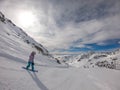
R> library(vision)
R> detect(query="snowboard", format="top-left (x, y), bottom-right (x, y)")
top-left (22, 67), bottom-right (38, 72)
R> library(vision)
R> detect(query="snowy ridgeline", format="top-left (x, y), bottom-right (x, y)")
top-left (54, 49), bottom-right (120, 69)
top-left (0, 11), bottom-right (49, 55)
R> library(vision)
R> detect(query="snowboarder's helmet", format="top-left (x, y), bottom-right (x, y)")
top-left (32, 51), bottom-right (36, 55)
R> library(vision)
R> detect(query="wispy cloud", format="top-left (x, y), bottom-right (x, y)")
top-left (0, 0), bottom-right (120, 53)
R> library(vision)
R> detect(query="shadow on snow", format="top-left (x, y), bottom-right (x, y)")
top-left (35, 64), bottom-right (69, 68)
top-left (27, 71), bottom-right (49, 90)
top-left (0, 52), bottom-right (27, 64)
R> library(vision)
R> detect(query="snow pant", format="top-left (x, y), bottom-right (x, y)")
top-left (26, 62), bottom-right (34, 71)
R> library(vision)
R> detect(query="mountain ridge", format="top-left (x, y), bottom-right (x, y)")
top-left (0, 11), bottom-right (49, 55)
top-left (54, 49), bottom-right (120, 69)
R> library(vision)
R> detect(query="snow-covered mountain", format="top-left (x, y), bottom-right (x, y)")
top-left (55, 49), bottom-right (120, 69)
top-left (0, 11), bottom-right (49, 55)
top-left (1, 11), bottom-right (120, 90)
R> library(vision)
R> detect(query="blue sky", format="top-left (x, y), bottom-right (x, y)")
top-left (0, 0), bottom-right (120, 53)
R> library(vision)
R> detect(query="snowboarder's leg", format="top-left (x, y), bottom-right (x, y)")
top-left (26, 62), bottom-right (30, 69)
top-left (31, 63), bottom-right (34, 71)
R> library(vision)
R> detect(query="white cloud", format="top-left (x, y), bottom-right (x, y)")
top-left (97, 42), bottom-right (108, 46)
top-left (0, 0), bottom-right (120, 53)
top-left (81, 14), bottom-right (120, 44)
top-left (118, 41), bottom-right (120, 44)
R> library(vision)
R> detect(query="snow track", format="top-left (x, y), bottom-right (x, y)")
top-left (0, 50), bottom-right (120, 90)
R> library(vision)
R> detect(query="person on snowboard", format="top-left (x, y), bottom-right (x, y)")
top-left (26, 51), bottom-right (36, 71)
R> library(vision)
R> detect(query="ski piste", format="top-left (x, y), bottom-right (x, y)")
top-left (22, 67), bottom-right (38, 72)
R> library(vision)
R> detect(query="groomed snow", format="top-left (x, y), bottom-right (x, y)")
top-left (1, 54), bottom-right (120, 90)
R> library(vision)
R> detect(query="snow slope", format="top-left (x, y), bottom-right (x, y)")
top-left (0, 11), bottom-right (49, 55)
top-left (0, 11), bottom-right (120, 90)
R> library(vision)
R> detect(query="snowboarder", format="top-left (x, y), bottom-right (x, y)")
top-left (26, 51), bottom-right (36, 71)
